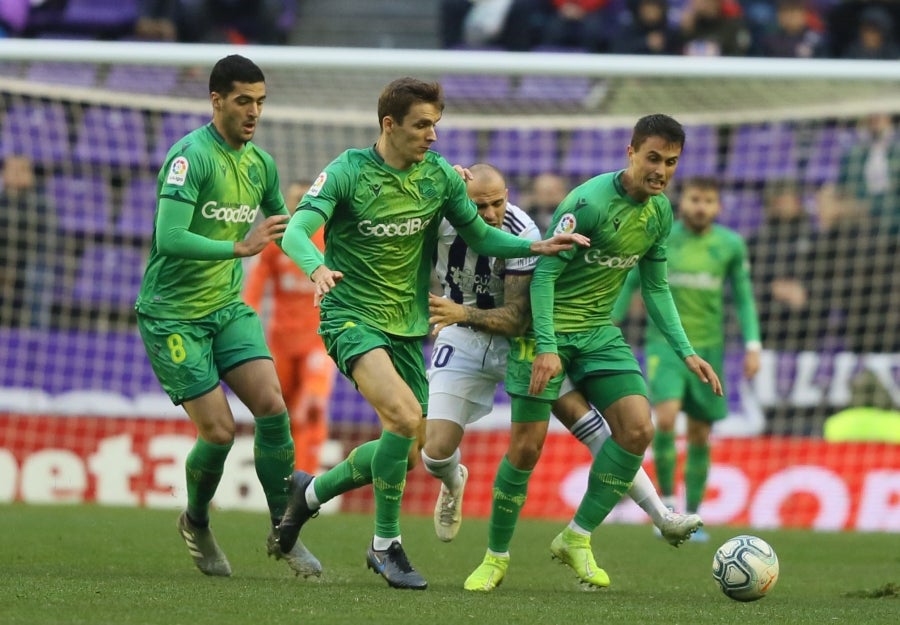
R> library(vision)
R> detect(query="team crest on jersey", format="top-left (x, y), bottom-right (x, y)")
top-left (554, 212), bottom-right (577, 235)
top-left (418, 180), bottom-right (437, 198)
top-left (167, 156), bottom-right (189, 186)
top-left (308, 172), bottom-right (327, 197)
top-left (248, 164), bottom-right (260, 185)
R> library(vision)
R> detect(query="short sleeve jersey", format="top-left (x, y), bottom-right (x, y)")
top-left (545, 170), bottom-right (673, 333)
top-left (646, 221), bottom-right (754, 349)
top-left (136, 124), bottom-right (287, 319)
top-left (434, 203), bottom-right (540, 308)
top-left (301, 147), bottom-right (478, 337)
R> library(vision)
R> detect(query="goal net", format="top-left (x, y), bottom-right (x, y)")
top-left (1, 40), bottom-right (897, 531)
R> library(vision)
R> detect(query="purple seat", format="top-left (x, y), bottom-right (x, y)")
top-left (104, 64), bottom-right (180, 96)
top-left (486, 129), bottom-right (558, 177)
top-left (441, 74), bottom-right (512, 101)
top-left (513, 75), bottom-right (591, 103)
top-left (802, 125), bottom-right (856, 185)
top-left (1, 102), bottom-right (71, 164)
top-left (678, 125), bottom-right (719, 178)
top-left (152, 112), bottom-right (208, 168)
top-left (60, 0), bottom-right (139, 30)
top-left (432, 128), bottom-right (479, 168)
top-left (115, 176), bottom-right (158, 238)
top-left (69, 244), bottom-right (146, 309)
top-left (25, 61), bottom-right (97, 87)
top-left (47, 174), bottom-right (113, 236)
top-left (73, 106), bottom-right (148, 168)
top-left (560, 127), bottom-right (631, 178)
top-left (724, 123), bottom-right (799, 182)
top-left (0, 327), bottom-right (157, 396)
top-left (718, 188), bottom-right (764, 235)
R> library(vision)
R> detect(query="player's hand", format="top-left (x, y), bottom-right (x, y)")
top-left (452, 164), bottom-right (474, 182)
top-left (429, 293), bottom-right (466, 336)
top-left (684, 354), bottom-right (723, 396)
top-left (743, 350), bottom-right (761, 380)
top-left (530, 233), bottom-right (590, 256)
top-left (235, 214), bottom-right (289, 257)
top-left (529, 352), bottom-right (562, 395)
top-left (310, 264), bottom-right (344, 307)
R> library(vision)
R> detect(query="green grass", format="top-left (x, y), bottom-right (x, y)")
top-left (1, 504), bottom-right (897, 625)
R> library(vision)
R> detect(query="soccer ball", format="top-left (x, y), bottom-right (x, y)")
top-left (711, 535), bottom-right (779, 602)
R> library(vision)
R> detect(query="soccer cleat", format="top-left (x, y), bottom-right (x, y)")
top-left (463, 552), bottom-right (509, 592)
top-left (550, 528), bottom-right (610, 590)
top-left (689, 526), bottom-right (711, 543)
top-left (277, 470), bottom-right (319, 553)
top-left (658, 510), bottom-right (704, 547)
top-left (434, 464), bottom-right (469, 542)
top-left (366, 541), bottom-right (428, 590)
top-left (266, 529), bottom-right (322, 578)
top-left (176, 511), bottom-right (232, 577)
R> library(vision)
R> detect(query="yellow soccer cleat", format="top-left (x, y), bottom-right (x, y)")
top-left (550, 528), bottom-right (610, 590)
top-left (463, 552), bottom-right (509, 592)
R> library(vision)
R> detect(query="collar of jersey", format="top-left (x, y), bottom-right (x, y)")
top-left (206, 122), bottom-right (246, 155)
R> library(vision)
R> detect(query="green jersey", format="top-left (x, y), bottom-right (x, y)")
top-left (531, 171), bottom-right (693, 358)
top-left (136, 124), bottom-right (287, 320)
top-left (615, 221), bottom-right (761, 349)
top-left (300, 147), bottom-right (479, 337)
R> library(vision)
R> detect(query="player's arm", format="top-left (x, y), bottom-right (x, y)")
top-left (259, 152), bottom-right (291, 251)
top-left (528, 255), bottom-right (568, 394)
top-left (729, 238), bottom-right (762, 378)
top-left (457, 217), bottom-right (588, 258)
top-left (429, 272), bottom-right (532, 337)
top-left (610, 266), bottom-right (641, 324)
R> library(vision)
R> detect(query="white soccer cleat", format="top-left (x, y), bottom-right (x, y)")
top-left (434, 464), bottom-right (468, 542)
top-left (658, 510), bottom-right (704, 547)
top-left (176, 511), bottom-right (232, 577)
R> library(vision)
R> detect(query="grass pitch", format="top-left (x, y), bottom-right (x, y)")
top-left (1, 504), bottom-right (896, 625)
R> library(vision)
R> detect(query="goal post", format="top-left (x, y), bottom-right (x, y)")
top-left (1, 39), bottom-right (897, 530)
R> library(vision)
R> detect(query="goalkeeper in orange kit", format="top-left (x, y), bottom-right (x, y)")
top-left (245, 181), bottom-right (336, 473)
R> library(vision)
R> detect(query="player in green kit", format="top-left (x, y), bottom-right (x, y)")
top-left (613, 177), bottom-right (761, 542)
top-left (275, 78), bottom-right (588, 590)
top-left (465, 114), bottom-right (723, 591)
top-left (135, 55), bottom-right (321, 579)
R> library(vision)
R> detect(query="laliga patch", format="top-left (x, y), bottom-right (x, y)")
top-left (554, 212), bottom-right (577, 235)
top-left (308, 171), bottom-right (327, 197)
top-left (167, 156), bottom-right (189, 186)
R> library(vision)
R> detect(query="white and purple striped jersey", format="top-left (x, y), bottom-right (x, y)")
top-left (433, 203), bottom-right (541, 309)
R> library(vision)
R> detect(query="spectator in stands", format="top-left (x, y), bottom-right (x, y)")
top-left (523, 171), bottom-right (569, 233)
top-left (821, 0), bottom-right (900, 58)
top-left (840, 4), bottom-right (900, 59)
top-left (757, 0), bottom-right (824, 57)
top-left (0, 155), bottom-right (57, 328)
top-left (135, 0), bottom-right (295, 45)
top-left (611, 0), bottom-right (683, 54)
top-left (679, 0), bottom-right (753, 55)
top-left (746, 180), bottom-right (817, 351)
top-left (823, 370), bottom-right (900, 443)
top-left (539, 0), bottom-right (618, 52)
top-left (244, 180), bottom-right (337, 474)
top-left (439, 0), bottom-right (549, 51)
top-left (833, 112), bottom-right (900, 234)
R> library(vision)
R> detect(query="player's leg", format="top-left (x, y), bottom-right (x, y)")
top-left (552, 389), bottom-right (701, 546)
top-left (137, 311), bottom-right (236, 577)
top-left (645, 347), bottom-right (688, 510)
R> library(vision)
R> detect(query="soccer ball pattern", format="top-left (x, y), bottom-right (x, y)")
top-left (711, 535), bottom-right (779, 602)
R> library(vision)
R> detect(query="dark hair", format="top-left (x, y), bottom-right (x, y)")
top-left (209, 55), bottom-right (265, 96)
top-left (631, 114), bottom-right (685, 151)
top-left (681, 176), bottom-right (719, 192)
top-left (377, 77), bottom-right (444, 129)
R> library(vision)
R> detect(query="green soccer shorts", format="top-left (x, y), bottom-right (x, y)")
top-left (645, 343), bottom-right (727, 422)
top-left (318, 314), bottom-right (428, 415)
top-left (137, 301), bottom-right (271, 405)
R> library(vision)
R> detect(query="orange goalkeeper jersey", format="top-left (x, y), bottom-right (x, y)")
top-left (244, 228), bottom-right (325, 339)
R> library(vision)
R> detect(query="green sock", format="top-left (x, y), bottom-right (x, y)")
top-left (185, 437), bottom-right (232, 525)
top-left (254, 412), bottom-right (294, 520)
top-left (685, 443), bottom-right (711, 514)
top-left (313, 440), bottom-right (378, 503)
top-left (371, 430), bottom-right (414, 539)
top-left (653, 430), bottom-right (677, 499)
top-left (574, 438), bottom-right (643, 531)
top-left (487, 456), bottom-right (532, 553)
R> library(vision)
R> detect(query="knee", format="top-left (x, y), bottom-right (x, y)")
top-left (202, 422), bottom-right (236, 446)
top-left (507, 438), bottom-right (544, 470)
top-left (619, 420), bottom-right (654, 454)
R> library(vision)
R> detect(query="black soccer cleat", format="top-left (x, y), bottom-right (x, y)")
top-left (276, 470), bottom-right (319, 553)
top-left (366, 541), bottom-right (428, 590)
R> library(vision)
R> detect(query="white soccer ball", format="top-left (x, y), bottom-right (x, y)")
top-left (711, 535), bottom-right (779, 602)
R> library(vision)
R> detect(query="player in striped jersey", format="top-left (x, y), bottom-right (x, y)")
top-left (424, 164), bottom-right (702, 556)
